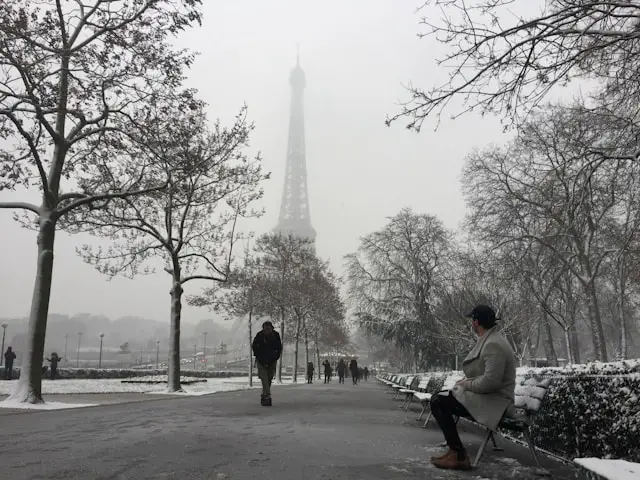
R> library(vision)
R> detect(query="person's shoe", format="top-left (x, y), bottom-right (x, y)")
top-left (430, 449), bottom-right (455, 461)
top-left (266, 397), bottom-right (272, 406)
top-left (260, 396), bottom-right (268, 406)
top-left (431, 450), bottom-right (471, 470)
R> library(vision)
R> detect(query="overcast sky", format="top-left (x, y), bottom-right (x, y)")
top-left (0, 0), bottom-right (510, 323)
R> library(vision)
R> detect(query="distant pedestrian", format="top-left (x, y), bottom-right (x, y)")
top-left (337, 358), bottom-right (346, 384)
top-left (363, 366), bottom-right (369, 382)
top-left (46, 352), bottom-right (62, 379)
top-left (349, 358), bottom-right (359, 385)
top-left (307, 362), bottom-right (315, 384)
top-left (252, 321), bottom-right (282, 407)
top-left (4, 347), bottom-right (16, 380)
top-left (322, 360), bottom-right (332, 384)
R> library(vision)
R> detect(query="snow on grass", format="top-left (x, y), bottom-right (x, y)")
top-left (0, 399), bottom-right (98, 410)
top-left (574, 458), bottom-right (640, 480)
top-left (0, 376), bottom-right (299, 396)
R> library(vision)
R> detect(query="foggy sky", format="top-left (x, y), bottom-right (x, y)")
top-left (0, 1), bottom-right (509, 323)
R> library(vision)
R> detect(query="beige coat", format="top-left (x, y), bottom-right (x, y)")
top-left (451, 326), bottom-right (516, 430)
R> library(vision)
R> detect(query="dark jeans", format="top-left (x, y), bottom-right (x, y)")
top-left (430, 392), bottom-right (472, 453)
top-left (4, 365), bottom-right (13, 380)
top-left (338, 374), bottom-right (344, 384)
top-left (324, 372), bottom-right (330, 383)
top-left (351, 373), bottom-right (358, 384)
top-left (307, 373), bottom-right (313, 384)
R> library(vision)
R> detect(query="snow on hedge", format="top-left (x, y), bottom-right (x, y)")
top-left (574, 458), bottom-right (640, 480)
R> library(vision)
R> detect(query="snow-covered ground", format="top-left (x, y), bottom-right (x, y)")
top-left (0, 376), bottom-right (297, 396)
top-left (575, 458), bottom-right (640, 480)
top-left (0, 400), bottom-right (98, 411)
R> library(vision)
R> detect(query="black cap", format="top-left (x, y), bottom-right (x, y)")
top-left (465, 305), bottom-right (497, 328)
top-left (262, 321), bottom-right (274, 329)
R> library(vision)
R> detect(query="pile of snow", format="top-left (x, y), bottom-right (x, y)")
top-left (574, 458), bottom-right (640, 480)
top-left (0, 400), bottom-right (97, 411)
top-left (121, 375), bottom-right (206, 384)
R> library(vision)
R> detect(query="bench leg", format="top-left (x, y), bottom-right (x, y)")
top-left (403, 395), bottom-right (413, 411)
top-left (523, 428), bottom-right (541, 468)
top-left (490, 432), bottom-right (503, 451)
top-left (422, 411), bottom-right (432, 428)
top-left (472, 429), bottom-right (492, 468)
top-left (417, 402), bottom-right (427, 420)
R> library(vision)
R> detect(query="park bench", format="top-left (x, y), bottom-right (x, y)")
top-left (392, 376), bottom-right (414, 399)
top-left (417, 373), bottom-right (464, 427)
top-left (398, 376), bottom-right (421, 408)
top-left (384, 375), bottom-right (402, 394)
top-left (463, 376), bottom-right (552, 468)
top-left (400, 375), bottom-right (430, 411)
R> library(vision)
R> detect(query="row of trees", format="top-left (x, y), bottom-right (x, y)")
top-left (0, 0), bottom-right (276, 402)
top-left (361, 0), bottom-right (640, 367)
top-left (192, 233), bottom-right (348, 384)
top-left (346, 202), bottom-right (640, 372)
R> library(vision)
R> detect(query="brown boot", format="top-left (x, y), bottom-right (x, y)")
top-left (430, 449), bottom-right (455, 461)
top-left (431, 450), bottom-right (472, 470)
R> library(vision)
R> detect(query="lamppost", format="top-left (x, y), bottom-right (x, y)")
top-left (156, 340), bottom-right (160, 369)
top-left (64, 334), bottom-right (68, 364)
top-left (193, 343), bottom-right (197, 371)
top-left (98, 333), bottom-right (104, 368)
top-left (76, 332), bottom-right (83, 367)
top-left (0, 323), bottom-right (7, 366)
top-left (203, 332), bottom-right (207, 371)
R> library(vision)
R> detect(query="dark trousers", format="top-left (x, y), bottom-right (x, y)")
top-left (351, 372), bottom-right (358, 384)
top-left (4, 365), bottom-right (13, 380)
top-left (307, 373), bottom-right (313, 384)
top-left (430, 392), bottom-right (472, 452)
top-left (324, 372), bottom-right (330, 383)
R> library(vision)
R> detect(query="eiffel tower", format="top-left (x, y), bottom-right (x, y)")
top-left (274, 51), bottom-right (316, 242)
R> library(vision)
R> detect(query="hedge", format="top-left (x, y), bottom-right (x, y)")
top-left (6, 367), bottom-right (247, 380)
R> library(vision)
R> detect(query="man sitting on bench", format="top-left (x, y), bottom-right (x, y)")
top-left (430, 304), bottom-right (516, 470)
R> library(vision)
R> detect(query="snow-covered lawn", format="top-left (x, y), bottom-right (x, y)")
top-left (0, 376), bottom-right (297, 396)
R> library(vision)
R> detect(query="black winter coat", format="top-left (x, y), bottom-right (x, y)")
top-left (252, 331), bottom-right (282, 367)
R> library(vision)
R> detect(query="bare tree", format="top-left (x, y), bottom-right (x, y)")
top-left (345, 208), bottom-right (453, 369)
top-left (69, 106), bottom-right (266, 392)
top-left (0, 0), bottom-right (202, 403)
top-left (389, 0), bottom-right (640, 135)
top-left (463, 104), bottom-right (640, 361)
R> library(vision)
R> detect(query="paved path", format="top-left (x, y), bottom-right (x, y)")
top-left (0, 381), bottom-right (576, 479)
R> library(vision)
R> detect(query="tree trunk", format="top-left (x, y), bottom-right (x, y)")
top-left (9, 214), bottom-right (56, 403)
top-left (618, 285), bottom-right (627, 360)
top-left (276, 309), bottom-right (285, 383)
top-left (315, 332), bottom-right (321, 380)
top-left (563, 328), bottom-right (574, 364)
top-left (167, 269), bottom-right (184, 392)
top-left (248, 308), bottom-right (253, 387)
top-left (292, 313), bottom-right (302, 383)
top-left (584, 281), bottom-right (608, 361)
top-left (568, 323), bottom-right (581, 364)
top-left (304, 327), bottom-right (309, 368)
top-left (542, 313), bottom-right (559, 367)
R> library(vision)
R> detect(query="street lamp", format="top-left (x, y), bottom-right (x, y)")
top-left (76, 332), bottom-right (83, 368)
top-left (0, 323), bottom-right (7, 367)
top-left (98, 333), bottom-right (104, 368)
top-left (203, 332), bottom-right (208, 371)
top-left (193, 343), bottom-right (197, 370)
top-left (64, 333), bottom-right (68, 365)
top-left (156, 340), bottom-right (160, 369)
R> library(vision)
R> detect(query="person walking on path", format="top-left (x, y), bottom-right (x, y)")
top-left (363, 366), bottom-right (369, 382)
top-left (336, 359), bottom-right (346, 384)
top-left (306, 362), bottom-right (315, 384)
top-left (4, 347), bottom-right (16, 380)
top-left (322, 360), bottom-right (332, 384)
top-left (252, 321), bottom-right (282, 406)
top-left (349, 358), bottom-right (359, 385)
top-left (430, 304), bottom-right (516, 471)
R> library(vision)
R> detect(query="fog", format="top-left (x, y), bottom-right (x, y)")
top-left (0, 0), bottom-right (508, 324)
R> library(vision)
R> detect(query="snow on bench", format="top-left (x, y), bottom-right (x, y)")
top-left (574, 458), bottom-right (640, 480)
top-left (419, 373), bottom-right (465, 427)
